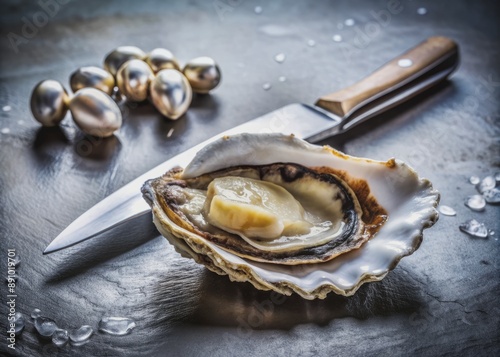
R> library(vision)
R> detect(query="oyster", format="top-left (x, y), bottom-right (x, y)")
top-left (142, 133), bottom-right (439, 299)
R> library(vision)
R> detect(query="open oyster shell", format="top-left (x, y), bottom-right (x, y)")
top-left (142, 134), bottom-right (440, 299)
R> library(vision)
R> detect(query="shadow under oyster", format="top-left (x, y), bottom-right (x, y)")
top-left (142, 133), bottom-right (439, 299)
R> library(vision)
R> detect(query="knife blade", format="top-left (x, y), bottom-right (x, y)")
top-left (44, 36), bottom-right (459, 254)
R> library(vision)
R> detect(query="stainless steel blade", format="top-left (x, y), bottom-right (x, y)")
top-left (43, 104), bottom-right (342, 254)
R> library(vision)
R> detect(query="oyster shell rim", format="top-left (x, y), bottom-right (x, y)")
top-left (143, 133), bottom-right (440, 299)
top-left (149, 176), bottom-right (438, 299)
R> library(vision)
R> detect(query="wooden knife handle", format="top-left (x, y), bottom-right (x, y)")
top-left (315, 36), bottom-right (458, 117)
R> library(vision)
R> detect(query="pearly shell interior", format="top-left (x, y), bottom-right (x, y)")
top-left (144, 133), bottom-right (440, 299)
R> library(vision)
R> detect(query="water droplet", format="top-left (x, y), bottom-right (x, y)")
top-left (417, 7), bottom-right (428, 15)
top-left (262, 83), bottom-right (272, 91)
top-left (477, 176), bottom-right (496, 193)
top-left (167, 128), bottom-right (174, 138)
top-left (332, 34), bottom-right (342, 42)
top-left (464, 195), bottom-right (486, 211)
top-left (469, 175), bottom-right (480, 185)
top-left (278, 76), bottom-right (287, 82)
top-left (18, 120), bottom-right (25, 125)
top-left (254, 6), bottom-right (262, 14)
top-left (398, 59), bottom-right (413, 68)
top-left (459, 219), bottom-right (488, 238)
top-left (52, 329), bottom-right (69, 347)
top-left (14, 312), bottom-right (25, 335)
top-left (489, 230), bottom-right (495, 236)
top-left (274, 53), bottom-right (286, 63)
top-left (98, 317), bottom-right (136, 336)
top-left (307, 39), bottom-right (316, 47)
top-left (69, 325), bottom-right (93, 343)
top-left (483, 187), bottom-right (500, 203)
top-left (2, 105), bottom-right (11, 112)
top-left (34, 316), bottom-right (58, 337)
top-left (31, 308), bottom-right (42, 319)
top-left (259, 24), bottom-right (293, 37)
top-left (439, 205), bottom-right (456, 216)
top-left (337, 23), bottom-right (344, 30)
top-left (1, 128), bottom-right (10, 134)
top-left (495, 172), bottom-right (500, 182)
top-left (344, 18), bottom-right (355, 26)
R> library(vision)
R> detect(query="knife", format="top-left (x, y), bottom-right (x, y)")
top-left (44, 36), bottom-right (459, 254)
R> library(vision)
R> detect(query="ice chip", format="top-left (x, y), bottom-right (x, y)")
top-left (464, 195), bottom-right (486, 211)
top-left (14, 312), bottom-right (25, 335)
top-left (482, 187), bottom-right (500, 204)
top-left (31, 308), bottom-right (42, 319)
top-left (459, 219), bottom-right (488, 238)
top-left (34, 316), bottom-right (58, 337)
top-left (98, 317), bottom-right (136, 336)
top-left (69, 325), bottom-right (93, 343)
top-left (476, 176), bottom-right (496, 193)
top-left (469, 176), bottom-right (480, 185)
top-left (439, 205), bottom-right (456, 216)
top-left (52, 329), bottom-right (69, 347)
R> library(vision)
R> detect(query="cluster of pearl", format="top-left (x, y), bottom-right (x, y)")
top-left (30, 46), bottom-right (221, 138)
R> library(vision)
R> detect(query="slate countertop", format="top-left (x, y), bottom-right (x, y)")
top-left (1, 1), bottom-right (499, 356)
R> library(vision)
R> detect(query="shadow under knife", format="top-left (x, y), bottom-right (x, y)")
top-left (317, 80), bottom-right (457, 149)
top-left (44, 212), bottom-right (159, 283)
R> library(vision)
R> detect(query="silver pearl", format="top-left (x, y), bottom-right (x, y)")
top-left (116, 59), bottom-right (154, 102)
top-left (103, 46), bottom-right (146, 76)
top-left (30, 80), bottom-right (69, 126)
top-left (150, 69), bottom-right (192, 120)
top-left (70, 66), bottom-right (115, 95)
top-left (69, 88), bottom-right (122, 138)
top-left (145, 48), bottom-right (180, 73)
top-left (182, 57), bottom-right (221, 94)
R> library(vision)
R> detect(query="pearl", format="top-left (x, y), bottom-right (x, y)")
top-left (145, 48), bottom-right (180, 73)
top-left (116, 59), bottom-right (154, 102)
top-left (150, 69), bottom-right (192, 120)
top-left (30, 80), bottom-right (69, 126)
top-left (103, 46), bottom-right (146, 76)
top-left (183, 57), bottom-right (221, 94)
top-left (69, 88), bottom-right (122, 137)
top-left (70, 66), bottom-right (115, 95)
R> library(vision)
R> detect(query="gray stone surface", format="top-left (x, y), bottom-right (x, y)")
top-left (0, 0), bottom-right (499, 356)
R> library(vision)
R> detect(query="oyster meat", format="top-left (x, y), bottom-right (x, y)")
top-left (142, 133), bottom-right (439, 299)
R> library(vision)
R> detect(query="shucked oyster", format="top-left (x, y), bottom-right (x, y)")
top-left (144, 163), bottom-right (386, 265)
top-left (142, 134), bottom-right (439, 299)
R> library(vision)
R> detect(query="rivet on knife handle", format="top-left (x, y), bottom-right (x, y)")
top-left (315, 36), bottom-right (459, 117)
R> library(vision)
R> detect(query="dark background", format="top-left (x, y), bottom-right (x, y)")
top-left (1, 0), bottom-right (499, 356)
